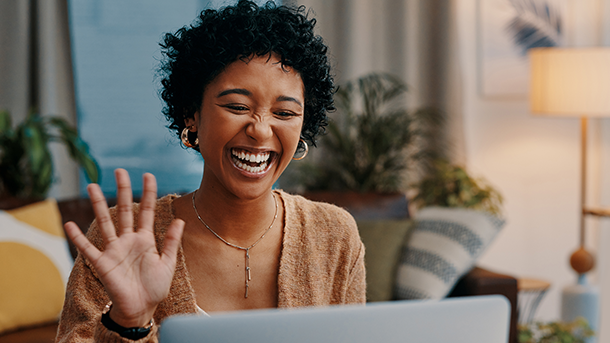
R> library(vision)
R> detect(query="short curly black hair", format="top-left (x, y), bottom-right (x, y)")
top-left (158, 0), bottom-right (334, 152)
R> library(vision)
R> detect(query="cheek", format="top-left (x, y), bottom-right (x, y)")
top-left (283, 120), bottom-right (305, 155)
top-left (196, 116), bottom-right (224, 154)
top-left (198, 112), bottom-right (230, 140)
top-left (295, 118), bottom-right (305, 142)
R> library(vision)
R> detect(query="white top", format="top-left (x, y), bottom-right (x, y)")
top-left (195, 304), bottom-right (210, 317)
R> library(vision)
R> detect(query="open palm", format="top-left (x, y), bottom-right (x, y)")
top-left (64, 169), bottom-right (184, 327)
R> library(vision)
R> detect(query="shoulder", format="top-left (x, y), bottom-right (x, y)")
top-left (277, 190), bottom-right (361, 249)
top-left (131, 194), bottom-right (179, 227)
top-left (278, 190), bottom-right (356, 227)
top-left (279, 190), bottom-right (351, 217)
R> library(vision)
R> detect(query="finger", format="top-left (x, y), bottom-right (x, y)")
top-left (161, 219), bottom-right (185, 265)
top-left (64, 221), bottom-right (102, 262)
top-left (115, 168), bottom-right (134, 234)
top-left (137, 173), bottom-right (157, 233)
top-left (87, 183), bottom-right (118, 243)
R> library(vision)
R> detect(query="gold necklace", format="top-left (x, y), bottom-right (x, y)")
top-left (191, 191), bottom-right (278, 298)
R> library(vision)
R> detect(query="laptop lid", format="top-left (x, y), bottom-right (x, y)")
top-left (159, 295), bottom-right (510, 343)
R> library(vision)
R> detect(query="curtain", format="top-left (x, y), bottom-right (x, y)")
top-left (295, 0), bottom-right (467, 164)
top-left (0, 0), bottom-right (79, 199)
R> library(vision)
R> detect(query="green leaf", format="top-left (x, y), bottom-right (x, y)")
top-left (0, 110), bottom-right (100, 198)
top-left (48, 117), bottom-right (99, 183)
top-left (411, 158), bottom-right (503, 215)
top-left (19, 113), bottom-right (54, 197)
top-left (0, 110), bottom-right (11, 136)
top-left (23, 127), bottom-right (47, 172)
top-left (282, 72), bottom-right (444, 193)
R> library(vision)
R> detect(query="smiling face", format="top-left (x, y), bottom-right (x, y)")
top-left (187, 54), bottom-right (304, 200)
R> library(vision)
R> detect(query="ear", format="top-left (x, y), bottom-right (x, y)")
top-left (184, 116), bottom-right (197, 131)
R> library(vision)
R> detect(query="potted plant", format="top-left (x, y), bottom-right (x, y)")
top-left (410, 159), bottom-right (503, 216)
top-left (518, 318), bottom-right (594, 343)
top-left (282, 73), bottom-right (442, 219)
top-left (0, 110), bottom-right (99, 208)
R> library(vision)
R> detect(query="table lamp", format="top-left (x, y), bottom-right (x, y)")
top-left (529, 47), bottom-right (610, 335)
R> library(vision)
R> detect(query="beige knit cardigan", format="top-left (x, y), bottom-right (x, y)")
top-left (56, 190), bottom-right (366, 342)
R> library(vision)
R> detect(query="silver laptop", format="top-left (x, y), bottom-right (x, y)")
top-left (159, 295), bottom-right (510, 343)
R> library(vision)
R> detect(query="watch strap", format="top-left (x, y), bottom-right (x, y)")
top-left (101, 303), bottom-right (154, 340)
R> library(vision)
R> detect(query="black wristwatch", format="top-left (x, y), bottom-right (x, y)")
top-left (101, 303), bottom-right (154, 340)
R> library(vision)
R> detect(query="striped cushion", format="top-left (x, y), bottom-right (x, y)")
top-left (394, 207), bottom-right (504, 300)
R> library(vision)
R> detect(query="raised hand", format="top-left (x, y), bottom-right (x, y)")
top-left (64, 169), bottom-right (185, 327)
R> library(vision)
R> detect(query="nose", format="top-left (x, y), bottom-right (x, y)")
top-left (245, 115), bottom-right (273, 142)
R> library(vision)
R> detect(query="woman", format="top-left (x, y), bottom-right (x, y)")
top-left (57, 1), bottom-right (365, 342)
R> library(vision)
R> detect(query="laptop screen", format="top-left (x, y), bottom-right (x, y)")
top-left (159, 295), bottom-right (510, 343)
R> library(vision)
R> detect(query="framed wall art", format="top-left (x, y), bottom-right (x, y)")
top-left (477, 0), bottom-right (567, 98)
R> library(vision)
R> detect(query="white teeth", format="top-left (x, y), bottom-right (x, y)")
top-left (240, 163), bottom-right (267, 173)
top-left (231, 149), bottom-right (270, 163)
top-left (231, 149), bottom-right (270, 174)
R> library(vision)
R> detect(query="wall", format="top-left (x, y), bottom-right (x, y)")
top-left (0, 0), bottom-right (80, 200)
top-left (455, 0), bottom-right (609, 341)
top-left (596, 2), bottom-right (610, 341)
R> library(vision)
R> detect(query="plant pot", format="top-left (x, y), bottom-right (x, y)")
top-left (302, 191), bottom-right (409, 220)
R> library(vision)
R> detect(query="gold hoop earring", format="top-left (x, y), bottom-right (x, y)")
top-left (181, 127), bottom-right (199, 148)
top-left (292, 139), bottom-right (309, 160)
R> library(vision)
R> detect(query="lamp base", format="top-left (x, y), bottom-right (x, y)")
top-left (561, 274), bottom-right (599, 342)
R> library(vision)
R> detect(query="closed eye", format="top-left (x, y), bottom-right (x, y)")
top-left (222, 104), bottom-right (249, 112)
top-left (274, 111), bottom-right (301, 118)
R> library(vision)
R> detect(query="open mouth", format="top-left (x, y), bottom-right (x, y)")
top-left (231, 148), bottom-right (272, 174)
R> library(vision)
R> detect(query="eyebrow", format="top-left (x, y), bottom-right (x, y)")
top-left (276, 95), bottom-right (302, 108)
top-left (217, 88), bottom-right (303, 108)
top-left (217, 88), bottom-right (251, 97)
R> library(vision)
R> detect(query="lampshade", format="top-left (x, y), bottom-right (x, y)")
top-left (530, 48), bottom-right (610, 117)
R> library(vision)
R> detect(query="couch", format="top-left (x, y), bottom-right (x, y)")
top-left (0, 197), bottom-right (518, 343)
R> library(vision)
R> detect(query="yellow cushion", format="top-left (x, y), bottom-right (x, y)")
top-left (0, 199), bottom-right (73, 334)
top-left (6, 199), bottom-right (65, 237)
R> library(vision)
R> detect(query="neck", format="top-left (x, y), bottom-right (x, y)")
top-left (192, 183), bottom-right (278, 245)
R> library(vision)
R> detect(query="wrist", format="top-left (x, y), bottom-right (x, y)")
top-left (107, 302), bottom-right (156, 328)
top-left (102, 303), bottom-right (154, 340)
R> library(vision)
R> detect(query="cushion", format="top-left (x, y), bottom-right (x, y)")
top-left (0, 199), bottom-right (73, 334)
top-left (357, 219), bottom-right (413, 302)
top-left (394, 207), bottom-right (505, 300)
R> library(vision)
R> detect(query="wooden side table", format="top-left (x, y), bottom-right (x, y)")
top-left (517, 278), bottom-right (551, 324)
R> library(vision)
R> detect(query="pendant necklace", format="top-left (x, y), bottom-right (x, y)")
top-left (191, 191), bottom-right (278, 298)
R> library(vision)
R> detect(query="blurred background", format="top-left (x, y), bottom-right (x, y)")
top-left (2, 0), bottom-right (610, 341)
